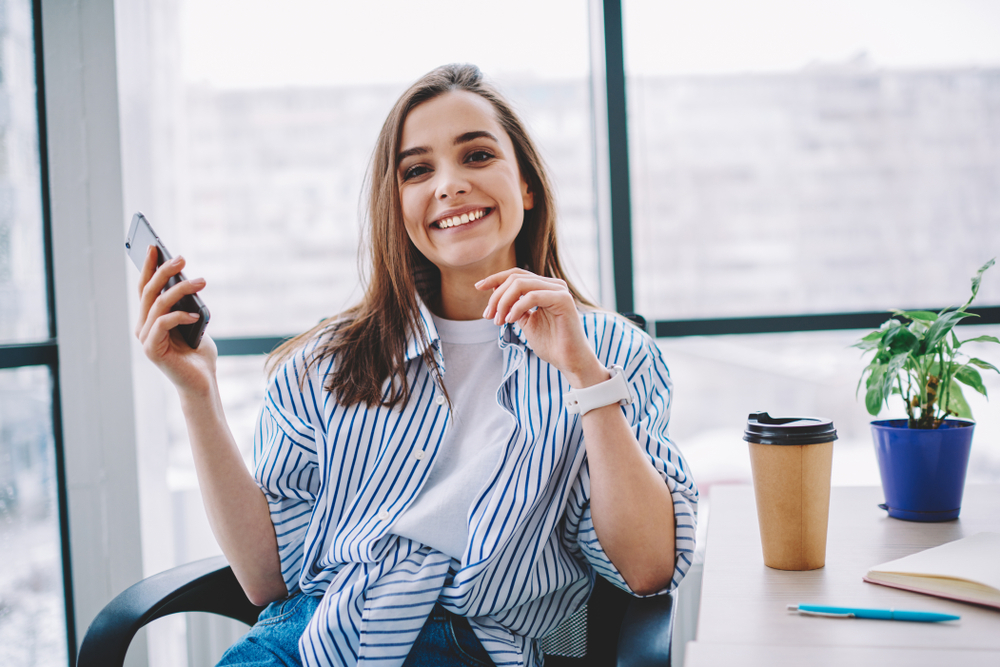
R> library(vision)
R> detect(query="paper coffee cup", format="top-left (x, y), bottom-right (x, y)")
top-left (744, 412), bottom-right (837, 571)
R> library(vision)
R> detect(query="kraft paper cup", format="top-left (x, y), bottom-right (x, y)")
top-left (744, 412), bottom-right (837, 571)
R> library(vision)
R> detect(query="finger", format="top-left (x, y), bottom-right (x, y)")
top-left (139, 277), bottom-right (206, 343)
top-left (483, 271), bottom-right (563, 320)
top-left (492, 276), bottom-right (567, 324)
top-left (143, 310), bottom-right (202, 359)
top-left (138, 245), bottom-right (158, 298)
top-left (137, 256), bottom-right (187, 334)
top-left (135, 247), bottom-right (162, 336)
top-left (476, 267), bottom-right (529, 291)
top-left (504, 288), bottom-right (576, 324)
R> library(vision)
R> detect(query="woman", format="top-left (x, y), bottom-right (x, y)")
top-left (136, 64), bottom-right (697, 667)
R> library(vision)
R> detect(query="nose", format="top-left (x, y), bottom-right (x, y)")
top-left (434, 165), bottom-right (470, 200)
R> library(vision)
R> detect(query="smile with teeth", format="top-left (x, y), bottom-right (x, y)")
top-left (434, 208), bottom-right (491, 229)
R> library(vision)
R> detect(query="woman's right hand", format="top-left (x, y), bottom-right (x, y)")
top-left (135, 245), bottom-right (217, 394)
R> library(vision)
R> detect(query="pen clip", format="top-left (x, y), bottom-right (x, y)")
top-left (786, 605), bottom-right (855, 619)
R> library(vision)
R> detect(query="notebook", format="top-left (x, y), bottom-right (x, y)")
top-left (863, 532), bottom-right (1000, 609)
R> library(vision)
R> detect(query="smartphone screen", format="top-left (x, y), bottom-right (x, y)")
top-left (125, 212), bottom-right (210, 349)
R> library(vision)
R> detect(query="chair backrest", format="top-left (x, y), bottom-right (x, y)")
top-left (541, 576), bottom-right (633, 666)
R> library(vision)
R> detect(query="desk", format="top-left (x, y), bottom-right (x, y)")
top-left (685, 484), bottom-right (1000, 666)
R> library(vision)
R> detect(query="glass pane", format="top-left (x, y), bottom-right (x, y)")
top-left (0, 366), bottom-right (68, 666)
top-left (658, 324), bottom-right (1000, 494)
top-left (624, 0), bottom-right (1000, 320)
top-left (0, 0), bottom-right (48, 343)
top-left (137, 0), bottom-right (598, 338)
top-left (134, 4), bottom-right (596, 661)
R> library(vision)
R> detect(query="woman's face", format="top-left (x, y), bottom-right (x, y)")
top-left (396, 90), bottom-right (534, 280)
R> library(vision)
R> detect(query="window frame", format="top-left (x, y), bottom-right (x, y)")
top-left (2, 2), bottom-right (996, 665)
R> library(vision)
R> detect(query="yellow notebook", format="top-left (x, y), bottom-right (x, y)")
top-left (863, 532), bottom-right (1000, 609)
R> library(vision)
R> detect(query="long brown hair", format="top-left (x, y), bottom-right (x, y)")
top-left (267, 64), bottom-right (593, 407)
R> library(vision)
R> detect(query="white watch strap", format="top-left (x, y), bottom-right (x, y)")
top-left (565, 365), bottom-right (633, 415)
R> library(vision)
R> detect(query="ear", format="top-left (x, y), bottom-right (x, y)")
top-left (520, 176), bottom-right (535, 211)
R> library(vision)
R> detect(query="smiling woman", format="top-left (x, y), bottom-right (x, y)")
top-left (126, 4), bottom-right (600, 662)
top-left (133, 63), bottom-right (697, 667)
top-left (397, 92), bottom-right (534, 313)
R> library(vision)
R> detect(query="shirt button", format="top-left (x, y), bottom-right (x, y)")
top-left (378, 508), bottom-right (390, 521)
top-left (435, 395), bottom-right (446, 405)
top-left (414, 449), bottom-right (426, 460)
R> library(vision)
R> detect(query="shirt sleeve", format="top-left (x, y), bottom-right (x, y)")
top-left (253, 353), bottom-right (322, 595)
top-left (575, 315), bottom-right (699, 597)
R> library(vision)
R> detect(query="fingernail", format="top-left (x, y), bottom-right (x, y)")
top-left (505, 313), bottom-right (513, 323)
top-left (482, 307), bottom-right (490, 318)
top-left (192, 277), bottom-right (206, 286)
top-left (475, 279), bottom-right (484, 287)
top-left (186, 312), bottom-right (200, 320)
top-left (494, 314), bottom-right (500, 325)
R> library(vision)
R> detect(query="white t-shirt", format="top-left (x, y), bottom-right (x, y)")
top-left (391, 315), bottom-right (510, 560)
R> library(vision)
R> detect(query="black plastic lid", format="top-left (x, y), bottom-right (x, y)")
top-left (743, 411), bottom-right (837, 445)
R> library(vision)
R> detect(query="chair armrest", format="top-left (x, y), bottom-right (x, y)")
top-left (77, 555), bottom-right (265, 667)
top-left (616, 591), bottom-right (675, 667)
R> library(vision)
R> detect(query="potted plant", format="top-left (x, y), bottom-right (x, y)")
top-left (855, 259), bottom-right (999, 522)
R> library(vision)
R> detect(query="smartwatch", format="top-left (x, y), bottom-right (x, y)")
top-left (565, 365), bottom-right (633, 415)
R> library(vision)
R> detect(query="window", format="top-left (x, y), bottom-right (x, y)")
top-left (624, 0), bottom-right (1000, 320)
top-left (0, 1), bottom-right (70, 664)
top-left (621, 0), bottom-right (1000, 492)
top-left (128, 1), bottom-right (598, 663)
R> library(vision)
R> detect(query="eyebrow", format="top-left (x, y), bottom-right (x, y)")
top-left (396, 130), bottom-right (500, 166)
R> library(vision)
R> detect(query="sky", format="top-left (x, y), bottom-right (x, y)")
top-left (180, 0), bottom-right (1000, 89)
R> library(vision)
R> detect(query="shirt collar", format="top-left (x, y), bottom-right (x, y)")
top-left (403, 296), bottom-right (528, 364)
top-left (403, 297), bottom-right (441, 363)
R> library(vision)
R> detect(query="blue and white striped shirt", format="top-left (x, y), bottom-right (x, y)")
top-left (253, 303), bottom-right (698, 667)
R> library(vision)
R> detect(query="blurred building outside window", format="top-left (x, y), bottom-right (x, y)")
top-left (0, 0), bottom-right (68, 664)
top-left (623, 0), bottom-right (1000, 492)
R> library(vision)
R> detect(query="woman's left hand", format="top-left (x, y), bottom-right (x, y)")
top-left (477, 268), bottom-right (605, 387)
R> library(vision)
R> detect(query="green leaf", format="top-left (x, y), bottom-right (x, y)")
top-left (881, 353), bottom-right (909, 409)
top-left (884, 326), bottom-right (919, 355)
top-left (865, 364), bottom-right (888, 416)
top-left (865, 363), bottom-right (885, 389)
top-left (853, 329), bottom-right (886, 351)
top-left (921, 310), bottom-right (974, 356)
top-left (954, 365), bottom-right (987, 397)
top-left (968, 357), bottom-right (1000, 374)
top-left (898, 310), bottom-right (938, 321)
top-left (945, 379), bottom-right (974, 420)
top-left (965, 258), bottom-right (995, 308)
top-left (959, 335), bottom-right (1000, 347)
top-left (866, 384), bottom-right (885, 416)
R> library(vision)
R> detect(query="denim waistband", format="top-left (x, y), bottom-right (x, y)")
top-left (429, 602), bottom-right (451, 622)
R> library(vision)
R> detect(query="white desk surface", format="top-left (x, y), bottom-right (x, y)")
top-left (686, 484), bottom-right (1000, 666)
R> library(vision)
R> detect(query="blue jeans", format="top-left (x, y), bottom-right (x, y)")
top-left (217, 592), bottom-right (320, 666)
top-left (216, 594), bottom-right (494, 667)
top-left (401, 603), bottom-right (494, 667)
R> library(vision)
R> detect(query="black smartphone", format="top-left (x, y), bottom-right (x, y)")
top-left (125, 212), bottom-right (210, 349)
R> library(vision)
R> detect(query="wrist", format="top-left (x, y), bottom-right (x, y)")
top-left (177, 376), bottom-right (221, 414)
top-left (565, 358), bottom-right (610, 390)
top-left (565, 364), bottom-right (633, 416)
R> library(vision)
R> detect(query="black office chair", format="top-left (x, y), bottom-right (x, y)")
top-left (77, 556), bottom-right (673, 667)
top-left (79, 312), bottom-right (671, 666)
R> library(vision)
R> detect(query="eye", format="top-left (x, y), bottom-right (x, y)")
top-left (465, 149), bottom-right (494, 164)
top-left (402, 164), bottom-right (431, 181)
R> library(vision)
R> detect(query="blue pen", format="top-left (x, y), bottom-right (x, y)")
top-left (788, 604), bottom-right (960, 622)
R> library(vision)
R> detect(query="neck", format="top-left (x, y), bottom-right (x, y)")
top-left (435, 268), bottom-right (493, 320)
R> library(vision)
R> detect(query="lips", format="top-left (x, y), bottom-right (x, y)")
top-left (433, 207), bottom-right (491, 229)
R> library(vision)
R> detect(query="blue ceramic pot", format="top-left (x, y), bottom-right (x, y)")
top-left (870, 419), bottom-right (974, 522)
